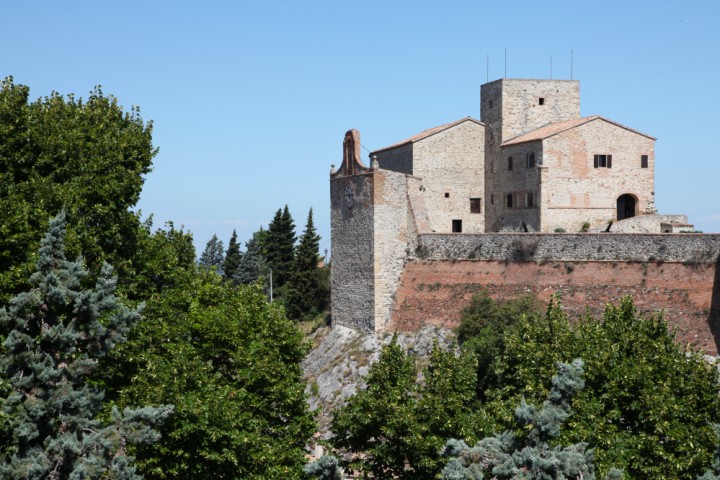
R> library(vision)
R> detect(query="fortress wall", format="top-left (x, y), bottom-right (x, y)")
top-left (330, 173), bottom-right (376, 331)
top-left (389, 233), bottom-right (720, 354)
top-left (390, 260), bottom-right (720, 354)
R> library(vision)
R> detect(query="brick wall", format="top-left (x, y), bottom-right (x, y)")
top-left (390, 259), bottom-right (720, 354)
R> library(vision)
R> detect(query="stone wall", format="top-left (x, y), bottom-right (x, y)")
top-left (374, 143), bottom-right (413, 175)
top-left (540, 119), bottom-right (655, 232)
top-left (330, 173), bottom-right (376, 331)
top-left (412, 120), bottom-right (485, 233)
top-left (415, 232), bottom-right (720, 263)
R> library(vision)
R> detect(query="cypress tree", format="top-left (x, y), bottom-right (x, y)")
top-left (265, 206), bottom-right (296, 295)
top-left (223, 229), bottom-right (242, 280)
top-left (286, 208), bottom-right (321, 320)
top-left (198, 233), bottom-right (224, 273)
top-left (0, 213), bottom-right (171, 478)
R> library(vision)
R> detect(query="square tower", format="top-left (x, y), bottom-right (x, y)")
top-left (482, 79), bottom-right (580, 231)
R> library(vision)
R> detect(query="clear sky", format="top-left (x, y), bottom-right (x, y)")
top-left (2, 1), bottom-right (719, 255)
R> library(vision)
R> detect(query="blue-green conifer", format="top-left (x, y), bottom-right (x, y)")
top-left (0, 213), bottom-right (171, 478)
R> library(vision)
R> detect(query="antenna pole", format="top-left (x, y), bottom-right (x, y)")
top-left (504, 47), bottom-right (507, 78)
top-left (486, 54), bottom-right (489, 83)
top-left (571, 49), bottom-right (574, 80)
top-left (550, 56), bottom-right (553, 79)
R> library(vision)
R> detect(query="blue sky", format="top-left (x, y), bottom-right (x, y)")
top-left (2, 1), bottom-right (719, 254)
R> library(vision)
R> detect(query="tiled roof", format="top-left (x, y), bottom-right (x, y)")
top-left (372, 117), bottom-right (483, 154)
top-left (501, 115), bottom-right (656, 146)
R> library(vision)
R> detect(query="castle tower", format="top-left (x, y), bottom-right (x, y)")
top-left (481, 79), bottom-right (580, 231)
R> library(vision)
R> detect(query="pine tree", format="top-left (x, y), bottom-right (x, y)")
top-left (0, 213), bottom-right (171, 479)
top-left (234, 231), bottom-right (269, 286)
top-left (198, 233), bottom-right (224, 272)
top-left (286, 208), bottom-right (321, 320)
top-left (222, 229), bottom-right (242, 280)
top-left (265, 206), bottom-right (296, 295)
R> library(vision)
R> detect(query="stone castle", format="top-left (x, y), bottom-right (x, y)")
top-left (330, 78), bottom-right (720, 353)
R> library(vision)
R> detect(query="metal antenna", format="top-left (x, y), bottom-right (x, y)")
top-left (571, 49), bottom-right (574, 80)
top-left (504, 47), bottom-right (507, 78)
top-left (550, 56), bottom-right (553, 79)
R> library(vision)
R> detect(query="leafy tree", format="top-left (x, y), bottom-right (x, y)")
top-left (698, 426), bottom-right (720, 480)
top-left (0, 213), bottom-right (171, 478)
top-left (107, 270), bottom-right (315, 479)
top-left (331, 337), bottom-right (479, 479)
top-left (198, 233), bottom-right (224, 273)
top-left (223, 229), bottom-right (242, 281)
top-left (457, 291), bottom-right (541, 398)
top-left (0, 77), bottom-right (156, 300)
top-left (441, 359), bottom-right (622, 480)
top-left (485, 297), bottom-right (720, 479)
top-left (234, 231), bottom-right (269, 286)
top-left (286, 208), bottom-right (321, 320)
top-left (265, 205), bottom-right (296, 296)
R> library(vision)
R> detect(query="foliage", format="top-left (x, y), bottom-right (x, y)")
top-left (331, 337), bottom-right (479, 479)
top-left (0, 213), bottom-right (171, 478)
top-left (698, 425), bottom-right (720, 480)
top-left (265, 205), bottom-right (296, 297)
top-left (441, 359), bottom-right (622, 480)
top-left (457, 291), bottom-right (541, 397)
top-left (286, 208), bottom-right (322, 320)
top-left (198, 233), bottom-right (224, 273)
top-left (0, 77), bottom-right (156, 300)
top-left (304, 455), bottom-right (345, 480)
top-left (485, 296), bottom-right (720, 479)
top-left (107, 269), bottom-right (315, 479)
top-left (233, 230), bottom-right (270, 287)
top-left (223, 229), bottom-right (242, 280)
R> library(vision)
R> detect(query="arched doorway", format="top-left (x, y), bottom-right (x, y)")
top-left (616, 194), bottom-right (637, 221)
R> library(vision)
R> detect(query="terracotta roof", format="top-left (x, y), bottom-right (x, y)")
top-left (501, 115), bottom-right (656, 147)
top-left (372, 117), bottom-right (483, 154)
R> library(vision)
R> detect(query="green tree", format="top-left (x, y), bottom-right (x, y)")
top-left (457, 290), bottom-right (541, 398)
top-left (441, 359), bottom-right (622, 480)
top-left (286, 208), bottom-right (321, 320)
top-left (331, 337), bottom-right (479, 479)
top-left (485, 297), bottom-right (720, 479)
top-left (198, 234), bottom-right (224, 273)
top-left (222, 230), bottom-right (242, 281)
top-left (0, 77), bottom-right (156, 300)
top-left (265, 205), bottom-right (296, 297)
top-left (108, 270), bottom-right (315, 479)
top-left (234, 231), bottom-right (269, 286)
top-left (0, 213), bottom-right (171, 478)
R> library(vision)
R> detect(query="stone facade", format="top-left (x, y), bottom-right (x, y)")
top-left (372, 117), bottom-right (485, 234)
top-left (329, 79), bottom-right (711, 349)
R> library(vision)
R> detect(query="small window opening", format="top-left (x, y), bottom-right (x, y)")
top-left (528, 192), bottom-right (534, 208)
top-left (489, 99), bottom-right (493, 108)
top-left (444, 192), bottom-right (450, 198)
top-left (641, 155), bottom-right (648, 168)
top-left (452, 220), bottom-right (462, 233)
top-left (508, 156), bottom-right (513, 171)
top-left (506, 194), bottom-right (513, 208)
top-left (526, 152), bottom-right (535, 168)
top-left (593, 154), bottom-right (612, 168)
top-left (539, 97), bottom-right (545, 105)
top-left (470, 198), bottom-right (482, 214)
top-left (490, 194), bottom-right (495, 205)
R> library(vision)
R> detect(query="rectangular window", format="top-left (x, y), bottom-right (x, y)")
top-left (593, 154), bottom-right (612, 168)
top-left (490, 194), bottom-right (495, 205)
top-left (452, 219), bottom-right (462, 233)
top-left (641, 155), bottom-right (648, 168)
top-left (539, 97), bottom-right (545, 105)
top-left (526, 152), bottom-right (535, 168)
top-left (506, 193), bottom-right (513, 208)
top-left (470, 198), bottom-right (482, 214)
top-left (528, 192), bottom-right (534, 208)
top-left (508, 156), bottom-right (513, 171)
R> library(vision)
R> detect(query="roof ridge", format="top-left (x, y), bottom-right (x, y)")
top-left (371, 116), bottom-right (483, 154)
